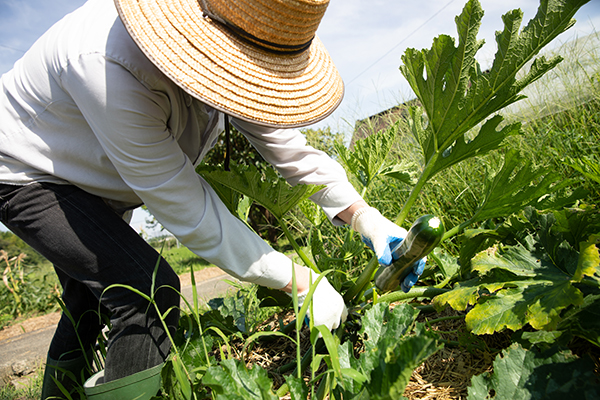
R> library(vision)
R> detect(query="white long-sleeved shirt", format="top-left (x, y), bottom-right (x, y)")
top-left (0, 0), bottom-right (362, 289)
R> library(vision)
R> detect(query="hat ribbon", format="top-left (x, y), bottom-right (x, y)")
top-left (198, 0), bottom-right (314, 55)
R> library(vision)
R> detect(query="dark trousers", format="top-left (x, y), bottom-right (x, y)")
top-left (0, 182), bottom-right (180, 382)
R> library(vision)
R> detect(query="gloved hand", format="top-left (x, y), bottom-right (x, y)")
top-left (351, 206), bottom-right (425, 292)
top-left (291, 266), bottom-right (348, 331)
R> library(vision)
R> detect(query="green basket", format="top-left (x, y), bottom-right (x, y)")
top-left (84, 362), bottom-right (163, 400)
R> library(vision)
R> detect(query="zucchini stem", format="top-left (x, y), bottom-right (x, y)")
top-left (343, 256), bottom-right (379, 304)
top-left (279, 217), bottom-right (319, 273)
top-left (377, 287), bottom-right (448, 303)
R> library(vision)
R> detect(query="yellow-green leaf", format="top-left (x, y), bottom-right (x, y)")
top-left (465, 288), bottom-right (528, 334)
top-left (433, 279), bottom-right (480, 311)
top-left (572, 234), bottom-right (600, 282)
top-left (526, 280), bottom-right (583, 330)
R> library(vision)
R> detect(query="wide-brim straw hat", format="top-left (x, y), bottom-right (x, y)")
top-left (113, 0), bottom-right (344, 127)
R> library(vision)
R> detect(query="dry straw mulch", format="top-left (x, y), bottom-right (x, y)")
top-left (212, 303), bottom-right (513, 399)
top-left (404, 304), bottom-right (511, 399)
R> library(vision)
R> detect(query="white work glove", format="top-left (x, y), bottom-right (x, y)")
top-left (291, 266), bottom-right (348, 331)
top-left (351, 207), bottom-right (425, 292)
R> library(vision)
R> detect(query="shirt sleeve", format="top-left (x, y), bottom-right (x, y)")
top-left (60, 53), bottom-right (292, 289)
top-left (231, 118), bottom-right (363, 225)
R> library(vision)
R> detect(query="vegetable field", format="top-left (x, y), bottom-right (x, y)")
top-left (154, 0), bottom-right (600, 398)
top-left (4, 0), bottom-right (599, 398)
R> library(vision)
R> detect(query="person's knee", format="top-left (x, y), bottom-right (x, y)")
top-left (154, 259), bottom-right (180, 296)
top-left (152, 261), bottom-right (181, 321)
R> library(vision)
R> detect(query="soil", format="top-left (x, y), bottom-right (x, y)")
top-left (0, 312), bottom-right (61, 343)
top-left (405, 305), bottom-right (509, 399)
top-left (178, 266), bottom-right (228, 287)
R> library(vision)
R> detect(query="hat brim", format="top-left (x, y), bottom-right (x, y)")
top-left (114, 0), bottom-right (344, 128)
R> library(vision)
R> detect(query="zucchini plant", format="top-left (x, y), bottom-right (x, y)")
top-left (161, 0), bottom-right (599, 398)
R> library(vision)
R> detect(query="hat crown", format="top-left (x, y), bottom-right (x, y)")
top-left (200, 0), bottom-right (329, 52)
top-left (115, 0), bottom-right (344, 127)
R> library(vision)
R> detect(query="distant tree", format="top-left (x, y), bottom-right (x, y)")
top-left (301, 126), bottom-right (345, 158)
top-left (202, 124), bottom-right (266, 169)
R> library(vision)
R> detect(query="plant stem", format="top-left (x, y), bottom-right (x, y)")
top-left (395, 151), bottom-right (440, 227)
top-left (275, 340), bottom-right (326, 397)
top-left (415, 304), bottom-right (437, 313)
top-left (442, 217), bottom-right (477, 241)
top-left (578, 277), bottom-right (600, 289)
top-left (377, 286), bottom-right (448, 304)
top-left (188, 264), bottom-right (213, 365)
top-left (360, 185), bottom-right (368, 200)
top-left (279, 217), bottom-right (319, 273)
top-left (343, 256), bottom-right (378, 304)
top-left (291, 262), bottom-right (302, 380)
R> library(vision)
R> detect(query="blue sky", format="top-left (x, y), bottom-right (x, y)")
top-left (1, 0), bottom-right (599, 233)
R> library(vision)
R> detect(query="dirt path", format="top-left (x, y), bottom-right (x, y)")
top-left (0, 267), bottom-right (235, 388)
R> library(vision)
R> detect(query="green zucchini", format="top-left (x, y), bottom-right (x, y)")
top-left (374, 214), bottom-right (444, 292)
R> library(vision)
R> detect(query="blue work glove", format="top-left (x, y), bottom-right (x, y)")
top-left (399, 258), bottom-right (425, 293)
top-left (351, 207), bottom-right (425, 292)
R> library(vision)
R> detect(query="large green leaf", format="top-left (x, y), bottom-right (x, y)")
top-left (337, 341), bottom-right (366, 395)
top-left (401, 0), bottom-right (485, 158)
top-left (552, 205), bottom-right (600, 249)
top-left (472, 149), bottom-right (585, 224)
top-left (435, 208), bottom-right (600, 334)
top-left (448, 245), bottom-right (593, 333)
top-left (468, 343), bottom-right (599, 399)
top-left (335, 127), bottom-right (399, 190)
top-left (284, 375), bottom-right (309, 400)
top-left (207, 292), bottom-right (248, 334)
top-left (464, 276), bottom-right (582, 334)
top-left (360, 304), bottom-right (419, 357)
top-left (197, 168), bottom-right (244, 217)
top-left (367, 331), bottom-right (441, 400)
top-left (395, 0), bottom-right (590, 226)
top-left (558, 294), bottom-right (600, 347)
top-left (202, 358), bottom-right (278, 399)
top-left (335, 304), bottom-right (441, 399)
top-left (401, 0), bottom-right (588, 170)
top-left (428, 116), bottom-right (521, 177)
top-left (378, 162), bottom-right (414, 186)
top-left (198, 164), bottom-right (323, 220)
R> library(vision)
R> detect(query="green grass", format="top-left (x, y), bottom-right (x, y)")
top-left (0, 260), bottom-right (60, 329)
top-left (504, 31), bottom-right (600, 202)
top-left (156, 241), bottom-right (214, 276)
top-left (0, 363), bottom-right (43, 400)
